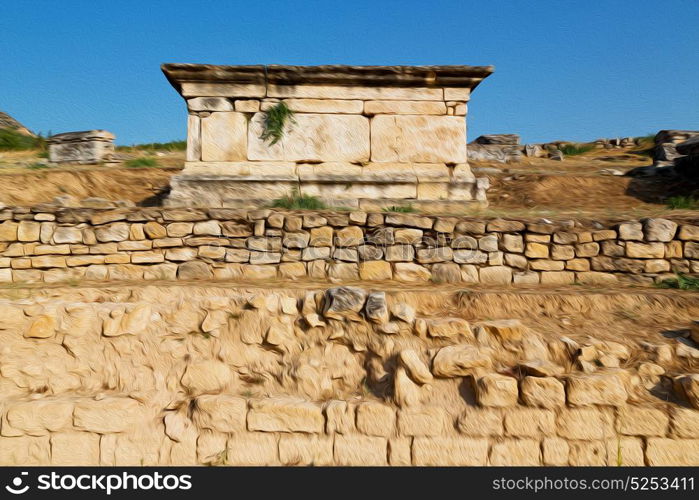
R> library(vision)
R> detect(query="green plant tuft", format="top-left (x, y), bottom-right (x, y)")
top-left (271, 189), bottom-right (326, 210)
top-left (125, 156), bottom-right (158, 168)
top-left (261, 102), bottom-right (295, 145)
top-left (382, 204), bottom-right (415, 213)
top-left (0, 128), bottom-right (44, 151)
top-left (655, 273), bottom-right (699, 291)
top-left (559, 143), bottom-right (595, 156)
top-left (666, 195), bottom-right (699, 210)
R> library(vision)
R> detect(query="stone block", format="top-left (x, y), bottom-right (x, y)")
top-left (626, 241), bottom-right (665, 258)
top-left (412, 437), bottom-right (488, 466)
top-left (643, 218), bottom-right (677, 242)
top-left (325, 400), bottom-right (355, 434)
top-left (542, 437), bottom-right (569, 465)
top-left (51, 432), bottom-right (100, 465)
top-left (200, 112), bottom-right (248, 161)
top-left (557, 408), bottom-right (614, 440)
top-left (359, 261), bottom-right (392, 280)
top-left (456, 408), bottom-right (503, 436)
top-left (475, 374), bottom-right (518, 407)
top-left (479, 266), bottom-right (512, 285)
top-left (397, 407), bottom-right (450, 436)
top-left (247, 397), bottom-right (323, 433)
top-left (194, 395), bottom-right (247, 433)
top-left (489, 439), bottom-right (541, 465)
top-left (504, 408), bottom-right (555, 437)
top-left (520, 377), bottom-right (565, 408)
top-left (226, 433), bottom-right (278, 466)
top-left (617, 407), bottom-right (668, 436)
top-left (356, 402), bottom-right (396, 437)
top-left (73, 397), bottom-right (145, 433)
top-left (566, 373), bottom-right (628, 406)
top-left (371, 115), bottom-right (466, 163)
top-left (393, 262), bottom-right (430, 282)
top-left (248, 113), bottom-right (369, 162)
top-left (645, 439), bottom-right (699, 466)
top-left (284, 98), bottom-right (363, 113)
top-left (4, 400), bottom-right (73, 436)
top-left (334, 435), bottom-right (387, 466)
top-left (364, 100), bottom-right (447, 115)
top-left (279, 434), bottom-right (334, 466)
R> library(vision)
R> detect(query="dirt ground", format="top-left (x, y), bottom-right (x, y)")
top-left (0, 146), bottom-right (697, 218)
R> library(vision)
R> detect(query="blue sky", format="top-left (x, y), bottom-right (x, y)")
top-left (1, 0), bottom-right (697, 145)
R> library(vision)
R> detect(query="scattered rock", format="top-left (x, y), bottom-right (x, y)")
top-left (431, 345), bottom-right (492, 377)
top-left (323, 287), bottom-right (367, 320)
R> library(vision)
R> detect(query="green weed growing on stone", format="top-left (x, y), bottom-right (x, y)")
top-left (271, 189), bottom-right (326, 210)
top-left (666, 196), bottom-right (699, 210)
top-left (261, 101), bottom-right (295, 145)
top-left (655, 274), bottom-right (699, 291)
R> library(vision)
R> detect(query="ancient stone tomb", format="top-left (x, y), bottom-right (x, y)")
top-left (47, 130), bottom-right (115, 164)
top-left (162, 64), bottom-right (493, 210)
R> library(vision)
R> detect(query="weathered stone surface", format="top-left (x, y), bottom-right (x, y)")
top-left (432, 345), bottom-right (491, 377)
top-left (557, 408), bottom-right (614, 440)
top-left (181, 360), bottom-right (231, 393)
top-left (646, 439), bottom-right (699, 466)
top-left (279, 434), bottom-right (333, 466)
top-left (73, 398), bottom-right (144, 433)
top-left (200, 112), bottom-right (247, 161)
top-left (323, 286), bottom-right (367, 319)
top-left (490, 439), bottom-right (541, 465)
top-left (398, 349), bottom-right (433, 384)
top-left (412, 437), bottom-right (488, 466)
top-left (334, 435), bottom-right (387, 466)
top-left (248, 113), bottom-right (369, 162)
top-left (194, 395), bottom-right (247, 433)
top-left (226, 433), bottom-right (278, 466)
top-left (643, 218), bottom-right (677, 242)
top-left (359, 261), bottom-right (392, 280)
top-left (356, 402), bottom-right (395, 437)
top-left (617, 407), bottom-right (668, 436)
top-left (248, 398), bottom-right (323, 433)
top-left (371, 115), bottom-right (466, 163)
top-left (503, 408), bottom-right (555, 437)
top-left (567, 373), bottom-right (628, 406)
top-left (475, 374), bottom-right (519, 407)
top-left (398, 407), bottom-right (449, 436)
top-left (365, 100), bottom-right (447, 115)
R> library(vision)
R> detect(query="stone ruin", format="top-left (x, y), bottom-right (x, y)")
top-left (161, 64), bottom-right (494, 211)
top-left (47, 130), bottom-right (115, 164)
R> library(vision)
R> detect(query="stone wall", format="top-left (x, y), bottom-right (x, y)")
top-left (0, 285), bottom-right (696, 466)
top-left (0, 207), bottom-right (697, 285)
top-left (162, 64), bottom-right (492, 209)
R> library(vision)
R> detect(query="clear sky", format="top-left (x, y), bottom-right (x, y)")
top-left (1, 0), bottom-right (697, 145)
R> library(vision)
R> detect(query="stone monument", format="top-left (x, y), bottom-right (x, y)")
top-left (47, 130), bottom-right (115, 164)
top-left (162, 64), bottom-right (494, 210)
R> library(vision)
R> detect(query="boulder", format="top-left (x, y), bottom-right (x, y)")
top-left (431, 345), bottom-right (492, 377)
top-left (323, 286), bottom-right (367, 319)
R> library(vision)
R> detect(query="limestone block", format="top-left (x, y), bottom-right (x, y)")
top-left (356, 402), bottom-right (396, 437)
top-left (187, 114), bottom-right (201, 162)
top-left (503, 408), bottom-right (555, 437)
top-left (542, 437), bottom-right (569, 465)
top-left (643, 218), bottom-right (677, 242)
top-left (334, 226), bottom-right (364, 247)
top-left (334, 435), bottom-right (387, 466)
top-left (364, 100), bottom-right (447, 115)
top-left (412, 437), bottom-right (488, 466)
top-left (200, 112), bottom-right (247, 162)
top-left (359, 261), bottom-right (392, 280)
top-left (432, 345), bottom-right (491, 377)
top-left (385, 245), bottom-right (415, 262)
top-left (479, 266), bottom-right (512, 285)
top-left (187, 97), bottom-right (233, 112)
top-left (52, 226), bottom-right (82, 244)
top-left (398, 407), bottom-right (450, 436)
top-left (177, 261), bottom-right (213, 279)
top-left (671, 408), bottom-right (699, 438)
top-left (4, 400), bottom-right (73, 436)
top-left (557, 408), bottom-right (614, 440)
top-left (617, 407), bottom-right (668, 436)
top-left (17, 221), bottom-right (40, 241)
top-left (520, 377), bottom-right (565, 408)
top-left (618, 222), bottom-right (643, 240)
top-left (0, 436), bottom-right (50, 465)
top-left (328, 262), bottom-right (358, 280)
top-left (24, 315), bottom-right (56, 338)
top-left (371, 115), bottom-right (466, 163)
top-left (576, 271), bottom-right (618, 285)
top-left (490, 439), bottom-right (541, 465)
top-left (416, 247), bottom-right (452, 263)
top-left (248, 113), bottom-right (369, 162)
top-left (283, 98), bottom-right (363, 113)
top-left (73, 397), bottom-right (144, 433)
top-left (645, 439), bottom-right (699, 466)
top-left (568, 441), bottom-right (607, 466)
top-left (540, 271), bottom-right (575, 285)
top-left (51, 432), bottom-right (100, 465)
top-left (242, 264), bottom-right (277, 280)
top-left (678, 224), bottom-right (699, 241)
top-left (389, 437), bottom-right (412, 466)
top-left (234, 99), bottom-right (260, 112)
top-left (194, 395), bottom-right (247, 433)
top-left (567, 373), bottom-right (628, 406)
top-left (0, 221), bottom-right (18, 241)
top-left (181, 360), bottom-right (231, 394)
top-left (393, 262), bottom-right (430, 282)
top-left (444, 88), bottom-right (471, 101)
top-left (226, 433), bottom-right (278, 466)
top-left (456, 408), bottom-right (503, 436)
top-left (686, 241), bottom-right (699, 259)
top-left (325, 400), bottom-right (355, 434)
top-left (279, 434), bottom-right (334, 466)
top-left (626, 241), bottom-right (665, 258)
top-left (475, 374), bottom-right (519, 407)
top-left (268, 83), bottom-right (443, 100)
top-left (181, 82), bottom-right (266, 98)
top-left (95, 222), bottom-right (130, 242)
top-left (247, 397), bottom-right (324, 433)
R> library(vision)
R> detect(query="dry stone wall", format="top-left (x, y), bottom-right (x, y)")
top-left (0, 207), bottom-right (697, 285)
top-left (0, 286), bottom-right (696, 466)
